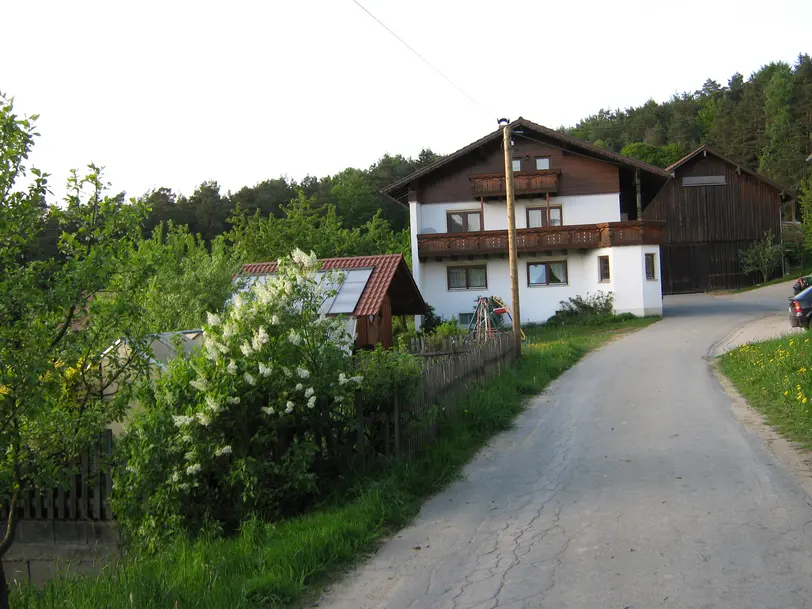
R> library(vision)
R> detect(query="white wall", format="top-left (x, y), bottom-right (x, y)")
top-left (417, 194), bottom-right (621, 234)
top-left (420, 245), bottom-right (662, 325)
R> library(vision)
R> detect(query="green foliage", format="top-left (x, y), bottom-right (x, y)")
top-left (799, 175), bottom-right (812, 251)
top-left (0, 94), bottom-right (153, 604)
top-left (12, 318), bottom-right (654, 609)
top-left (113, 251), bottom-right (361, 549)
top-left (619, 142), bottom-right (685, 168)
top-left (419, 305), bottom-right (442, 335)
top-left (739, 231), bottom-right (783, 283)
top-left (116, 224), bottom-right (241, 333)
top-left (545, 291), bottom-right (616, 327)
top-left (720, 336), bottom-right (812, 448)
top-left (433, 319), bottom-right (468, 338)
top-left (782, 222), bottom-right (807, 267)
top-left (354, 347), bottom-right (422, 415)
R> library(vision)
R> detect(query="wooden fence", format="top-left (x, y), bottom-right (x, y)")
top-left (361, 332), bottom-right (517, 460)
top-left (0, 430), bottom-right (115, 523)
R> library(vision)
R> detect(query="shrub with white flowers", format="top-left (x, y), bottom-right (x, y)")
top-left (114, 249), bottom-right (363, 547)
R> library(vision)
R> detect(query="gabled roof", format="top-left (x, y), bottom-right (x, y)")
top-left (382, 117), bottom-right (671, 205)
top-left (239, 253), bottom-right (426, 317)
top-left (666, 144), bottom-right (792, 197)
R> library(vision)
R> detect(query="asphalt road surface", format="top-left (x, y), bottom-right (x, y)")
top-left (320, 283), bottom-right (812, 609)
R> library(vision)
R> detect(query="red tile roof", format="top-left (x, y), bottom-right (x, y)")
top-left (240, 253), bottom-right (426, 317)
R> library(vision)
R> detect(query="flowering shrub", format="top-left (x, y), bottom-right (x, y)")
top-left (114, 249), bottom-right (362, 548)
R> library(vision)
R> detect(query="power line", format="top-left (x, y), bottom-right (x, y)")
top-left (350, 0), bottom-right (492, 118)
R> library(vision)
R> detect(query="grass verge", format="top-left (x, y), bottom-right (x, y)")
top-left (12, 316), bottom-right (658, 609)
top-left (718, 333), bottom-right (812, 447)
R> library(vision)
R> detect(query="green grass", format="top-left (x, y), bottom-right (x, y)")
top-left (719, 334), bottom-right (812, 447)
top-left (734, 264), bottom-right (812, 293)
top-left (12, 317), bottom-right (657, 609)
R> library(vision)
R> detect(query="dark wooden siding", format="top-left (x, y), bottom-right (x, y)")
top-left (418, 139), bottom-right (619, 204)
top-left (644, 154), bottom-right (782, 293)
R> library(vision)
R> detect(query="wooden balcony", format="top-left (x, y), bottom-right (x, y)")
top-left (417, 221), bottom-right (665, 260)
top-left (470, 170), bottom-right (560, 199)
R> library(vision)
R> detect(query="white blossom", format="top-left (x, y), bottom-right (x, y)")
top-left (171, 471), bottom-right (180, 483)
top-left (261, 406), bottom-right (275, 415)
top-left (206, 312), bottom-right (221, 327)
top-left (227, 360), bottom-right (238, 375)
top-left (240, 341), bottom-right (253, 357)
top-left (190, 378), bottom-right (209, 392)
top-left (338, 373), bottom-right (348, 385)
top-left (196, 412), bottom-right (212, 427)
top-left (285, 401), bottom-right (295, 414)
top-left (222, 323), bottom-right (235, 340)
top-left (205, 396), bottom-right (220, 413)
top-left (172, 415), bottom-right (194, 427)
top-left (335, 396), bottom-right (344, 404)
top-left (186, 463), bottom-right (202, 475)
top-left (271, 314), bottom-right (280, 326)
top-left (307, 395), bottom-right (317, 409)
top-left (258, 362), bottom-right (272, 377)
top-left (180, 434), bottom-right (193, 444)
top-left (184, 451), bottom-right (196, 461)
top-left (227, 396), bottom-right (240, 405)
top-left (292, 248), bottom-right (316, 267)
top-left (304, 387), bottom-right (314, 398)
top-left (281, 367), bottom-right (292, 378)
top-left (244, 372), bottom-right (256, 386)
top-left (252, 326), bottom-right (269, 351)
top-left (288, 330), bottom-right (302, 346)
top-left (178, 482), bottom-right (191, 491)
top-left (214, 445), bottom-right (232, 457)
top-left (297, 367), bottom-right (310, 379)
top-left (295, 383), bottom-right (303, 391)
top-left (350, 375), bottom-right (363, 385)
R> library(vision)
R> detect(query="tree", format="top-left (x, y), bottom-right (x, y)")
top-left (0, 96), bottom-right (150, 608)
top-left (760, 62), bottom-right (797, 187)
top-left (739, 231), bottom-right (783, 283)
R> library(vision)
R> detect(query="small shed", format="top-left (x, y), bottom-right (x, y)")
top-left (644, 145), bottom-right (793, 293)
top-left (239, 254), bottom-right (427, 349)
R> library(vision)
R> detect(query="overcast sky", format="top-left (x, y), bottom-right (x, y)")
top-left (4, 0), bottom-right (811, 202)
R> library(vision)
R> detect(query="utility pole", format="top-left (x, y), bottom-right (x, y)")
top-left (500, 118), bottom-right (522, 357)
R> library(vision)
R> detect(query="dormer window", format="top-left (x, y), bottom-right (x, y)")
top-left (535, 157), bottom-right (550, 170)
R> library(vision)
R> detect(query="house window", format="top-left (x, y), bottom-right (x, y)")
top-left (527, 206), bottom-right (563, 228)
top-left (512, 158), bottom-right (522, 172)
top-left (447, 210), bottom-right (482, 233)
top-left (448, 265), bottom-right (487, 290)
top-left (599, 255), bottom-right (610, 282)
top-left (645, 253), bottom-right (657, 280)
top-left (535, 157), bottom-right (550, 170)
top-left (682, 175), bottom-right (726, 187)
top-left (528, 261), bottom-right (568, 286)
top-left (458, 312), bottom-right (474, 326)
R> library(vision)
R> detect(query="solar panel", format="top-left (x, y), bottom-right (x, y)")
top-left (328, 269), bottom-right (372, 314)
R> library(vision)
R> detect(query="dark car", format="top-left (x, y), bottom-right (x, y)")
top-left (789, 285), bottom-right (812, 329)
top-left (793, 275), bottom-right (812, 295)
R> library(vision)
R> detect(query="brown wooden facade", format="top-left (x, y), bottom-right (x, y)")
top-left (643, 147), bottom-right (789, 293)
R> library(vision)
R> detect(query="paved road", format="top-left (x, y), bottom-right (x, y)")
top-left (320, 282), bottom-right (812, 609)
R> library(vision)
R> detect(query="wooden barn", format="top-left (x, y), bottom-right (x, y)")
top-left (643, 145), bottom-right (793, 293)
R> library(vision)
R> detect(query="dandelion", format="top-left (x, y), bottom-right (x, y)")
top-left (206, 312), bottom-right (221, 327)
top-left (227, 396), bottom-right (240, 405)
top-left (190, 378), bottom-right (209, 392)
top-left (215, 445), bottom-right (233, 457)
top-left (244, 372), bottom-right (257, 386)
top-left (297, 367), bottom-right (310, 379)
top-left (261, 406), bottom-right (275, 415)
top-left (227, 360), bottom-right (238, 375)
top-left (307, 395), bottom-right (317, 409)
top-left (304, 387), bottom-right (314, 398)
top-left (295, 383), bottom-right (304, 391)
top-left (285, 401), bottom-right (295, 414)
top-left (240, 342), bottom-right (253, 357)
top-left (186, 463), bottom-right (202, 475)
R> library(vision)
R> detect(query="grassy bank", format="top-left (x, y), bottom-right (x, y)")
top-left (719, 334), bottom-right (812, 447)
top-left (13, 316), bottom-right (658, 609)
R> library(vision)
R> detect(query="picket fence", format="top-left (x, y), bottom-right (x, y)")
top-left (0, 430), bottom-right (115, 524)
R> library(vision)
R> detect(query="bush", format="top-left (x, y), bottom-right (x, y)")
top-left (433, 319), bottom-right (468, 338)
top-left (354, 347), bottom-right (422, 416)
top-left (113, 249), bottom-right (362, 550)
top-left (420, 305), bottom-right (442, 335)
top-left (739, 231), bottom-right (782, 283)
top-left (783, 222), bottom-right (806, 267)
top-left (545, 291), bottom-right (614, 326)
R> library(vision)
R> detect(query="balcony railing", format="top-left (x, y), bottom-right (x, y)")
top-left (417, 221), bottom-right (665, 260)
top-left (470, 170), bottom-right (560, 199)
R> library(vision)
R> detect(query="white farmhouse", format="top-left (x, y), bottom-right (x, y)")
top-left (382, 118), bottom-right (671, 327)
